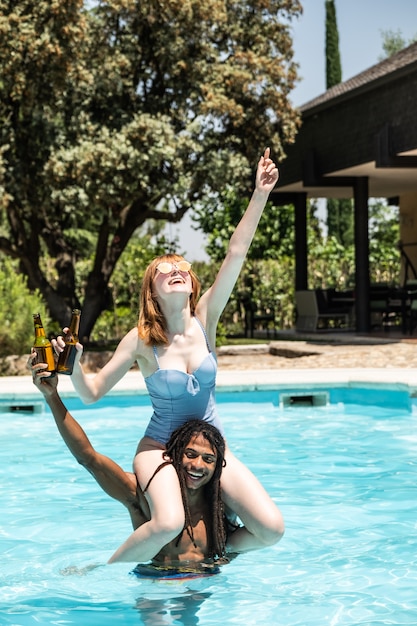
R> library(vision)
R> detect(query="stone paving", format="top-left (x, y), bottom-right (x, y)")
top-left (217, 336), bottom-right (417, 371)
top-left (3, 333), bottom-right (417, 377)
top-left (3, 333), bottom-right (417, 398)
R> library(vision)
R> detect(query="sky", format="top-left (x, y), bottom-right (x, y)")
top-left (171, 0), bottom-right (417, 260)
top-left (290, 0), bottom-right (417, 107)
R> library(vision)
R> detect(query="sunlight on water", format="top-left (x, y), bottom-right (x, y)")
top-left (1, 389), bottom-right (417, 625)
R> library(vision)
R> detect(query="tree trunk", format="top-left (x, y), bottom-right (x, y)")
top-left (79, 273), bottom-right (113, 341)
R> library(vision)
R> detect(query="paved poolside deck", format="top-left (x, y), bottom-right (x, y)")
top-left (2, 334), bottom-right (417, 401)
top-left (2, 365), bottom-right (417, 403)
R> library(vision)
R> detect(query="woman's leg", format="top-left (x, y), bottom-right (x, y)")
top-left (221, 447), bottom-right (285, 552)
top-left (108, 448), bottom-right (185, 563)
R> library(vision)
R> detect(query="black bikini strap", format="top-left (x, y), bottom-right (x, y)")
top-left (143, 460), bottom-right (172, 493)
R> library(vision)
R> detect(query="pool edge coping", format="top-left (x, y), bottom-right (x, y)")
top-left (1, 368), bottom-right (417, 402)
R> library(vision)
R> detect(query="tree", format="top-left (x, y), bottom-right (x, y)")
top-left (0, 0), bottom-right (302, 339)
top-left (325, 0), bottom-right (341, 89)
top-left (0, 255), bottom-right (52, 358)
top-left (325, 0), bottom-right (353, 246)
top-left (326, 197), bottom-right (354, 247)
top-left (194, 188), bottom-right (295, 335)
top-left (379, 28), bottom-right (417, 60)
top-left (195, 189), bottom-right (295, 263)
top-left (368, 200), bottom-right (400, 284)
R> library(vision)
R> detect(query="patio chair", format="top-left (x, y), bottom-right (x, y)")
top-left (295, 290), bottom-right (351, 332)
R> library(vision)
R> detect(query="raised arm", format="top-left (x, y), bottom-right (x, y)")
top-left (32, 367), bottom-right (137, 505)
top-left (196, 148), bottom-right (279, 340)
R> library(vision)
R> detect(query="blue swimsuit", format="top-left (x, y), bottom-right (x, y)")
top-left (143, 317), bottom-right (224, 445)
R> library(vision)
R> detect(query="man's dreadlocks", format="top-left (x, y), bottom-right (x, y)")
top-left (164, 420), bottom-right (227, 560)
top-left (144, 419), bottom-right (227, 560)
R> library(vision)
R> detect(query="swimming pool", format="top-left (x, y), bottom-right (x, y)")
top-left (1, 386), bottom-right (417, 625)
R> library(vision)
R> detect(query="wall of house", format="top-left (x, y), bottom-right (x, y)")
top-left (279, 57), bottom-right (417, 187)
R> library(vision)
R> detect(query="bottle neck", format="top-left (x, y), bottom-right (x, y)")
top-left (69, 315), bottom-right (80, 337)
top-left (33, 315), bottom-right (46, 338)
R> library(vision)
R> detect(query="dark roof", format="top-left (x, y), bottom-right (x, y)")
top-left (300, 41), bottom-right (417, 115)
top-left (276, 38), bottom-right (417, 199)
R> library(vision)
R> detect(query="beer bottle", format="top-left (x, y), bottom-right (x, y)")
top-left (32, 313), bottom-right (56, 377)
top-left (57, 309), bottom-right (81, 375)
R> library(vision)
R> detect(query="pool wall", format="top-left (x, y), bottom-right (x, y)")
top-left (1, 373), bottom-right (416, 413)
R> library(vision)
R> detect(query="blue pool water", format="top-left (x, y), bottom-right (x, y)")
top-left (1, 387), bottom-right (417, 625)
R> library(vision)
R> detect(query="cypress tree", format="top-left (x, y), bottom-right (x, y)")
top-left (325, 0), bottom-right (342, 89)
top-left (325, 0), bottom-right (353, 246)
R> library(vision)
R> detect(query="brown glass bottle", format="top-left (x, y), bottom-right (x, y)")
top-left (57, 309), bottom-right (81, 375)
top-left (32, 313), bottom-right (56, 377)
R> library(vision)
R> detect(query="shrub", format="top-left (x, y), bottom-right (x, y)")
top-left (0, 257), bottom-right (51, 356)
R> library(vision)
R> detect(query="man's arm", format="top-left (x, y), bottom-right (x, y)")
top-left (32, 369), bottom-right (138, 505)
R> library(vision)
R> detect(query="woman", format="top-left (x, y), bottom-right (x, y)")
top-left (55, 147), bottom-right (284, 562)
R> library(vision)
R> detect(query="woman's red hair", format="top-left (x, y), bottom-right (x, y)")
top-left (138, 254), bottom-right (201, 346)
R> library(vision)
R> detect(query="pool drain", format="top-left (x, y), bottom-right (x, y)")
top-left (280, 391), bottom-right (329, 408)
top-left (0, 401), bottom-right (44, 414)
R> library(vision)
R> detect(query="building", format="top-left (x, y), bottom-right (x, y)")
top-left (273, 42), bottom-right (417, 332)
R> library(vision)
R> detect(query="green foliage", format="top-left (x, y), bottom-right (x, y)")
top-left (368, 201), bottom-right (400, 284)
top-left (326, 198), bottom-right (354, 247)
top-left (193, 188), bottom-right (296, 334)
top-left (309, 234), bottom-right (356, 290)
top-left (76, 224), bottom-right (174, 341)
top-left (325, 0), bottom-right (342, 89)
top-left (379, 28), bottom-right (417, 60)
top-left (0, 0), bottom-right (302, 338)
top-left (82, 199), bottom-right (401, 338)
top-left (310, 200), bottom-right (400, 289)
top-left (195, 190), bottom-right (295, 262)
top-left (0, 256), bottom-right (52, 356)
top-left (0, 197), bottom-right (402, 357)
top-left (191, 261), bottom-right (219, 296)
top-left (245, 257), bottom-right (295, 329)
top-left (196, 197), bottom-right (400, 335)
top-left (91, 307), bottom-right (135, 343)
top-left (324, 1), bottom-right (353, 248)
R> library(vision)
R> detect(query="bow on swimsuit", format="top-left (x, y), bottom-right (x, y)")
top-left (143, 317), bottom-right (224, 445)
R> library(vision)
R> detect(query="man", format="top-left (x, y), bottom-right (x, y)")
top-left (31, 367), bottom-right (237, 569)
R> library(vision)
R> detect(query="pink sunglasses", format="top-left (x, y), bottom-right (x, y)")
top-left (156, 261), bottom-right (192, 274)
